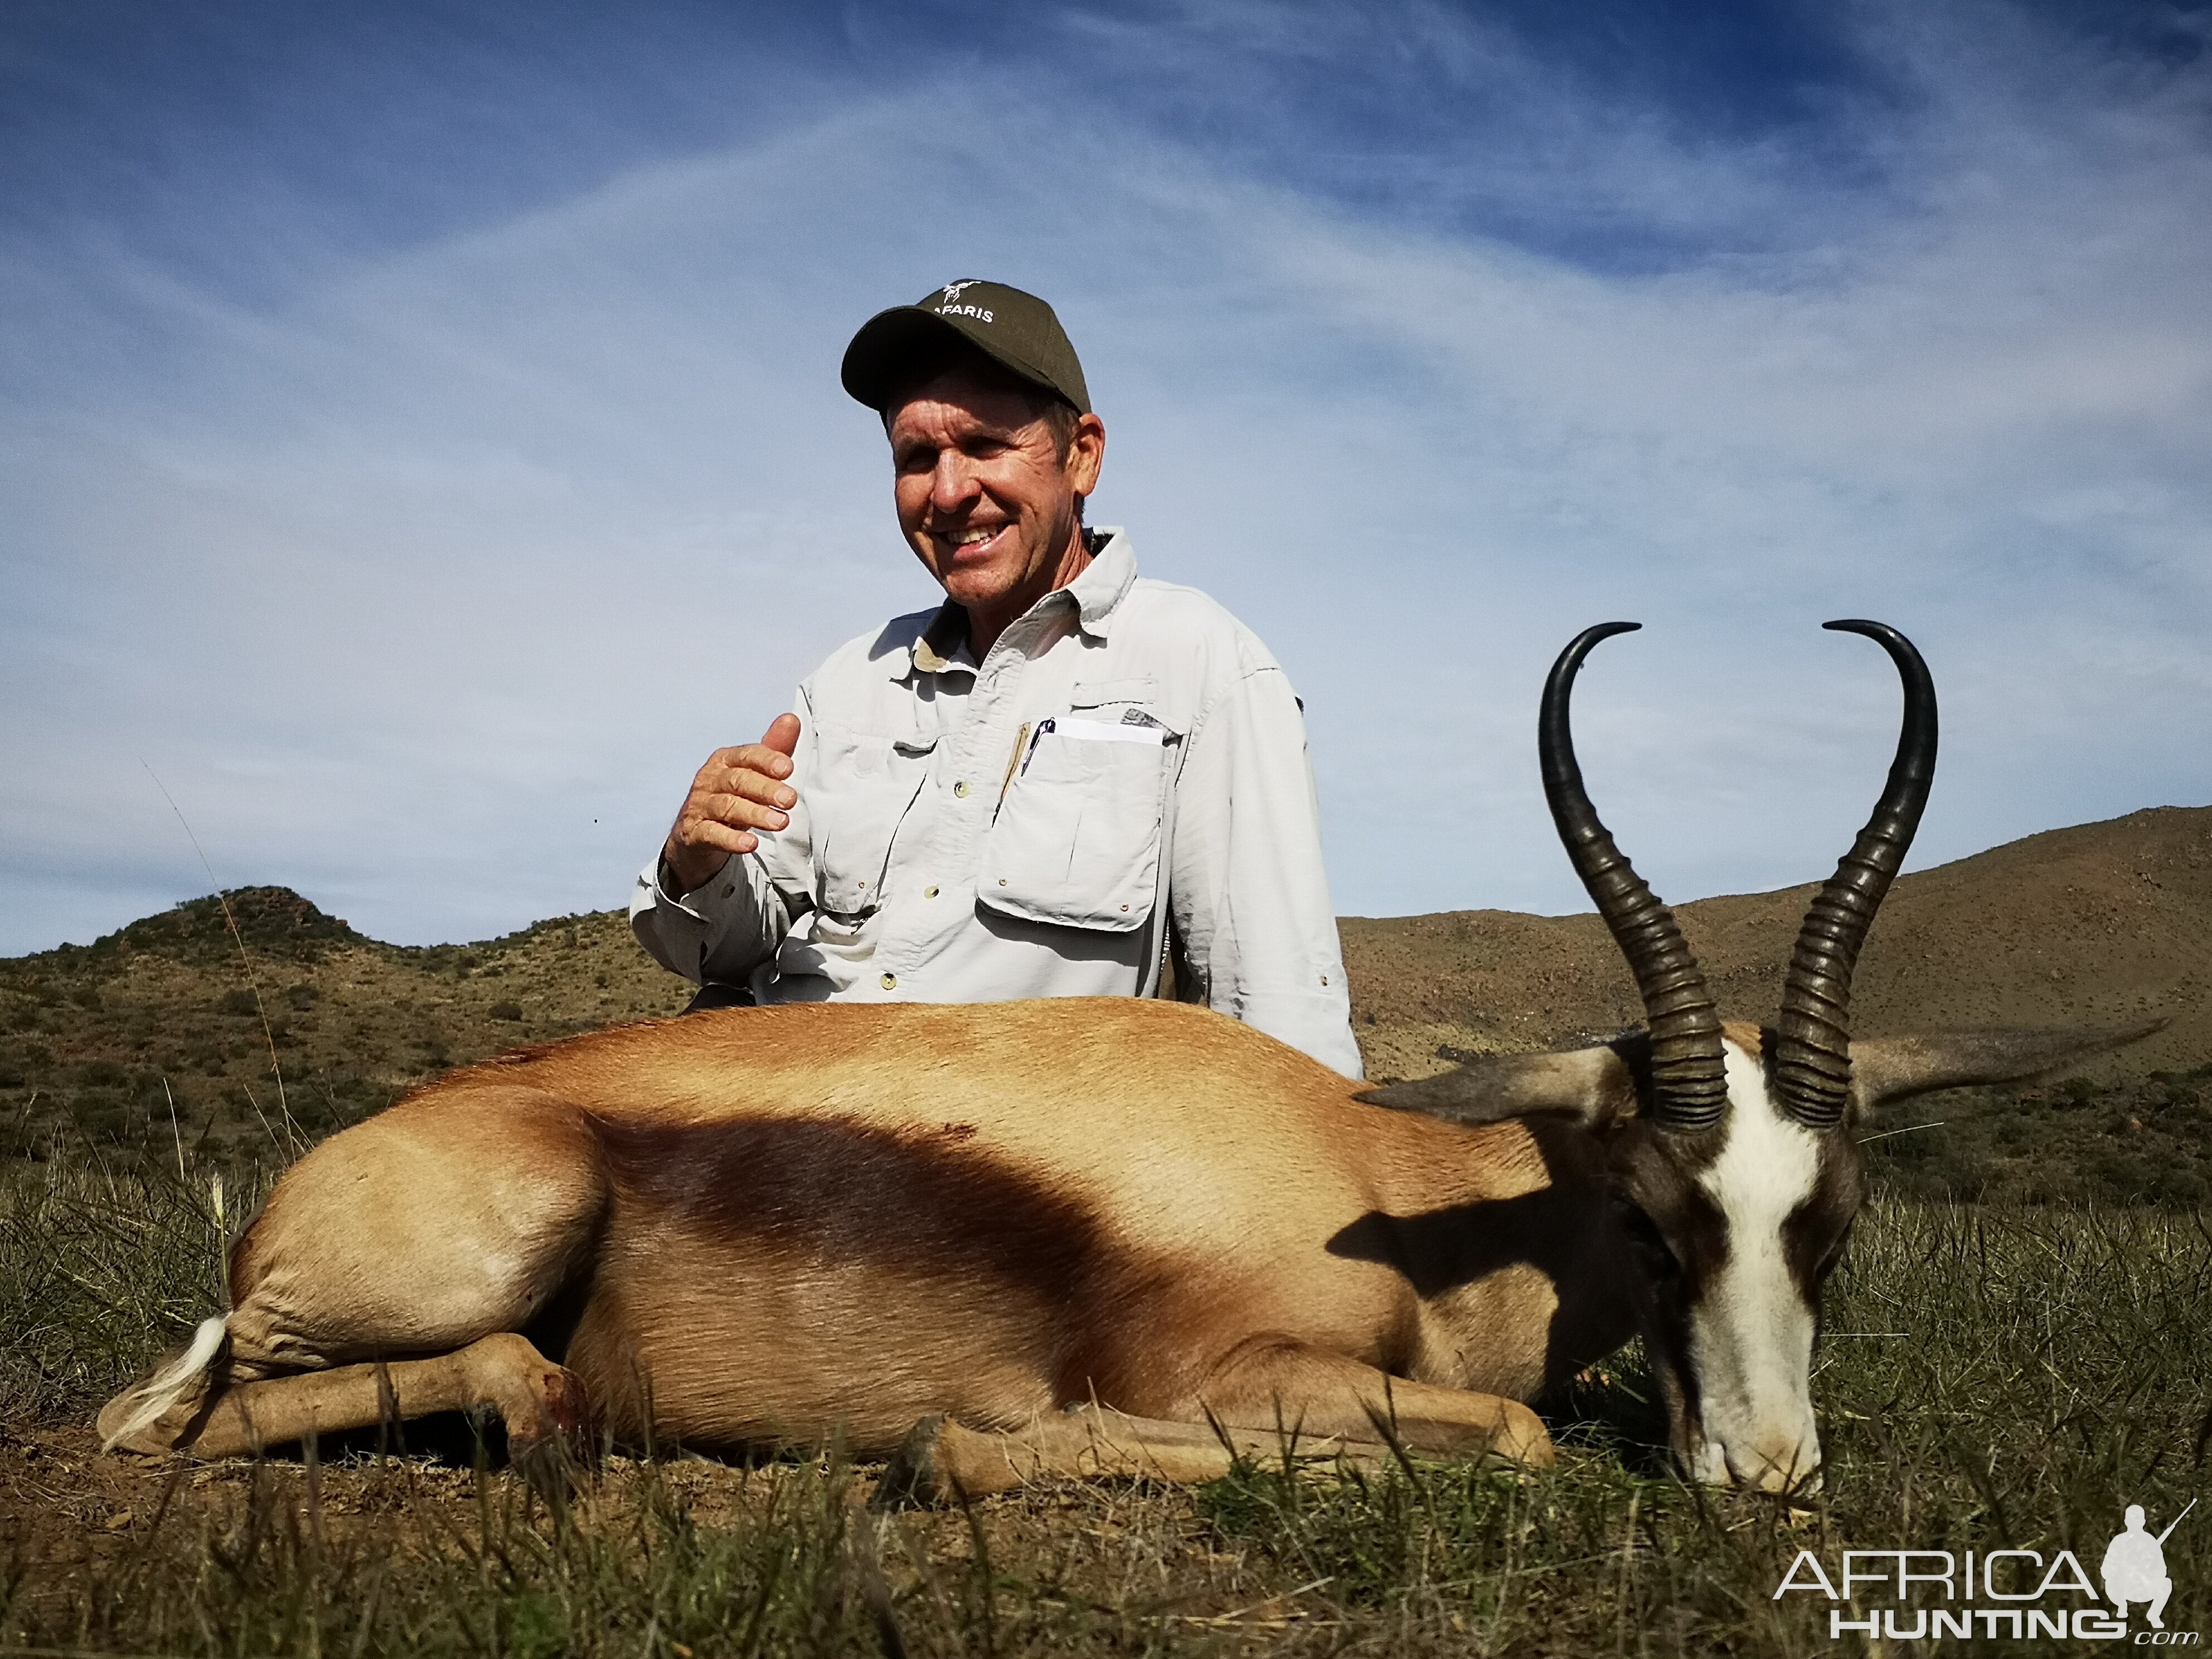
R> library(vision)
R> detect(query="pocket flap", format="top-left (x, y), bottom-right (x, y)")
top-left (811, 725), bottom-right (930, 918)
top-left (1071, 676), bottom-right (1162, 712)
top-left (979, 723), bottom-right (1167, 933)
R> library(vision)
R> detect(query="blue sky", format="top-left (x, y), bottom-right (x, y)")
top-left (4, 0), bottom-right (2208, 953)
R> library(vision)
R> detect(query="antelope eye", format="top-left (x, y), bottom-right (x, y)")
top-left (1612, 1200), bottom-right (1680, 1280)
top-left (1812, 1221), bottom-right (1855, 1281)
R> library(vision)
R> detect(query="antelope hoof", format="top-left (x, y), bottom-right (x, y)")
top-left (1492, 1400), bottom-right (1556, 1469)
top-left (876, 1414), bottom-right (959, 1507)
top-left (502, 1358), bottom-right (594, 1456)
top-left (509, 1425), bottom-right (589, 1502)
top-left (493, 1355), bottom-right (594, 1499)
top-left (874, 1415), bottom-right (1026, 1507)
top-left (96, 1385), bottom-right (215, 1458)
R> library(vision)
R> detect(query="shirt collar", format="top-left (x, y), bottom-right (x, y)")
top-left (1065, 526), bottom-right (1136, 639)
top-left (906, 603), bottom-right (974, 676)
top-left (892, 525), bottom-right (1138, 679)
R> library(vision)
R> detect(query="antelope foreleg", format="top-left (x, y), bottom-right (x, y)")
top-left (877, 1405), bottom-right (1400, 1503)
top-left (161, 1334), bottom-right (590, 1463)
top-left (1191, 1337), bottom-right (1554, 1468)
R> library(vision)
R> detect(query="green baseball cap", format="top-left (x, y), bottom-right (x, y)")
top-left (841, 279), bottom-right (1092, 415)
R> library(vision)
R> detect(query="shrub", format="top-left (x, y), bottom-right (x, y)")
top-left (488, 1001), bottom-right (523, 1022)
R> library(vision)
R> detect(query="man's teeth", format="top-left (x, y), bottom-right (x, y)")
top-left (950, 526), bottom-right (1000, 547)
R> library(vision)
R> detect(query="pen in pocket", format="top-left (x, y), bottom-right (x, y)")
top-left (997, 720), bottom-right (1035, 810)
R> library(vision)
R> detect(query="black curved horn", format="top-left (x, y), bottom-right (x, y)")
top-left (1771, 620), bottom-right (1938, 1130)
top-left (1541, 624), bottom-right (1728, 1132)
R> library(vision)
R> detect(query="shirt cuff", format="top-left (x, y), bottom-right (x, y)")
top-left (630, 855), bottom-right (718, 981)
top-left (1234, 987), bottom-right (1366, 1080)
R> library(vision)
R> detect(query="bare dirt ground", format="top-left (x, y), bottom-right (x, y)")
top-left (0, 1415), bottom-right (1347, 1653)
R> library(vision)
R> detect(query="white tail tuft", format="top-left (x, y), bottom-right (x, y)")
top-left (101, 1314), bottom-right (228, 1452)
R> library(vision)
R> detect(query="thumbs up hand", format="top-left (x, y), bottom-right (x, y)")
top-left (661, 714), bottom-right (803, 896)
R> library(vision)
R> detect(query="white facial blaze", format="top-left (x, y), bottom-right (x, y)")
top-left (1685, 1040), bottom-right (1826, 1490)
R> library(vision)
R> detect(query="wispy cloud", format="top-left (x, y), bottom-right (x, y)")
top-left (2, 0), bottom-right (2206, 950)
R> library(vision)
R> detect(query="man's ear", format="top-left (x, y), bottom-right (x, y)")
top-left (1848, 1020), bottom-right (2168, 1114)
top-left (1065, 411), bottom-right (1105, 496)
top-left (1355, 1043), bottom-right (1636, 1131)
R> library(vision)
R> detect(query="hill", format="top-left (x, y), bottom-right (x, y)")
top-left (1341, 804), bottom-right (2211, 1209)
top-left (1343, 803), bottom-right (2210, 1082)
top-left (1, 806), bottom-right (2205, 1204)
top-left (0, 890), bottom-right (694, 1157)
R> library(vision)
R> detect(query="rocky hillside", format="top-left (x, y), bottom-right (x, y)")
top-left (0, 887), bottom-right (692, 1158)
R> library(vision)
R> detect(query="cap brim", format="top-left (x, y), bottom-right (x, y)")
top-left (840, 305), bottom-right (1068, 412)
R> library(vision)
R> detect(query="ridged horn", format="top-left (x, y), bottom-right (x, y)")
top-left (1541, 624), bottom-right (1728, 1132)
top-left (1772, 620), bottom-right (1938, 1130)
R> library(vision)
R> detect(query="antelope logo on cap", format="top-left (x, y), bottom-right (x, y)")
top-left (939, 281), bottom-right (978, 305)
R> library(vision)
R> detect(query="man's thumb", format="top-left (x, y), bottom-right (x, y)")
top-left (761, 712), bottom-right (802, 757)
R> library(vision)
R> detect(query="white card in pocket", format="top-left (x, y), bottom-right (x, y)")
top-left (1041, 716), bottom-right (1167, 746)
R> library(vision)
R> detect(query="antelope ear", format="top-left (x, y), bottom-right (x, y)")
top-left (1355, 1043), bottom-right (1636, 1130)
top-left (1848, 1020), bottom-right (2168, 1113)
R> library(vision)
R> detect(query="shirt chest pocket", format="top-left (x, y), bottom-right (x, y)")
top-left (979, 714), bottom-right (1175, 933)
top-left (809, 725), bottom-right (934, 918)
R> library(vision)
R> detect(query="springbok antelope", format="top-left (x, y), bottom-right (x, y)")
top-left (100, 620), bottom-right (2147, 1495)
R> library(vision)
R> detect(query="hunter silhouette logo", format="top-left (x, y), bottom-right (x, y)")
top-left (2106, 1500), bottom-right (2192, 1631)
top-left (1773, 1497), bottom-right (2198, 1642)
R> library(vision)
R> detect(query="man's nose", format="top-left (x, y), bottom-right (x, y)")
top-left (930, 454), bottom-right (981, 515)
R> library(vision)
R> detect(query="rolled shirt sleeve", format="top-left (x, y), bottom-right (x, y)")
top-left (628, 850), bottom-right (797, 987)
top-left (1170, 664), bottom-right (1363, 1079)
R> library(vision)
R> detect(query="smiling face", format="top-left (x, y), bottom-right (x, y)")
top-left (885, 360), bottom-right (1105, 654)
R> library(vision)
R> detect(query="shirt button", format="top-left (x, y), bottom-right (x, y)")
top-left (998, 877), bottom-right (1008, 886)
top-left (953, 780), bottom-right (970, 798)
top-left (880, 972), bottom-right (898, 991)
top-left (924, 885), bottom-right (939, 898)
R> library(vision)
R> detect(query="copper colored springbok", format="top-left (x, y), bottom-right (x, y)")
top-left (99, 620), bottom-right (2150, 1495)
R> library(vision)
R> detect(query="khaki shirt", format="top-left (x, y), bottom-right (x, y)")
top-left (629, 528), bottom-right (1361, 1076)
